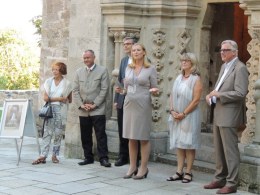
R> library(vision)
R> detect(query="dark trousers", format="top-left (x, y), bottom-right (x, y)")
top-left (79, 115), bottom-right (109, 162)
top-left (117, 108), bottom-right (129, 160)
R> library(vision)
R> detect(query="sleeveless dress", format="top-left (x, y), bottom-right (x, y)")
top-left (123, 65), bottom-right (157, 140)
top-left (168, 74), bottom-right (201, 149)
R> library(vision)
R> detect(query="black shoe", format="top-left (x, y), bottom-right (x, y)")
top-left (114, 158), bottom-right (128, 166)
top-left (100, 159), bottom-right (111, 167)
top-left (78, 159), bottom-right (94, 166)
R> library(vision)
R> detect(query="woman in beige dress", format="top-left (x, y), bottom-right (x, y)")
top-left (122, 43), bottom-right (159, 179)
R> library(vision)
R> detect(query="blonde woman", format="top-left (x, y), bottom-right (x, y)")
top-left (167, 53), bottom-right (202, 183)
top-left (122, 43), bottom-right (159, 179)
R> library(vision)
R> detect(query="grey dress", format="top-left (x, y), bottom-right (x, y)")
top-left (123, 65), bottom-right (158, 140)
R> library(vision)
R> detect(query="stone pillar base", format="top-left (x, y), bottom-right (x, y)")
top-left (106, 119), bottom-right (169, 160)
top-left (239, 145), bottom-right (260, 194)
top-left (150, 131), bottom-right (168, 161)
top-left (106, 118), bottom-right (120, 155)
top-left (64, 120), bottom-right (84, 159)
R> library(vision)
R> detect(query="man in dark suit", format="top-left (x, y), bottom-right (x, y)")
top-left (204, 40), bottom-right (249, 194)
top-left (114, 37), bottom-right (136, 166)
top-left (73, 49), bottom-right (111, 167)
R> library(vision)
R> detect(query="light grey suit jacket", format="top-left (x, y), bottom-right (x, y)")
top-left (214, 58), bottom-right (249, 127)
top-left (73, 64), bottom-right (110, 116)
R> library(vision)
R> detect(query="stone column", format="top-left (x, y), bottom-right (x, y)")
top-left (238, 1), bottom-right (260, 193)
top-left (105, 27), bottom-right (140, 153)
top-left (108, 27), bottom-right (140, 119)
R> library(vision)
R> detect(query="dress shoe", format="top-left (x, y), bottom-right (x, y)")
top-left (216, 186), bottom-right (237, 194)
top-left (78, 159), bottom-right (94, 166)
top-left (100, 159), bottom-right (111, 167)
top-left (132, 168), bottom-right (149, 180)
top-left (123, 169), bottom-right (138, 179)
top-left (204, 181), bottom-right (225, 189)
top-left (114, 158), bottom-right (128, 166)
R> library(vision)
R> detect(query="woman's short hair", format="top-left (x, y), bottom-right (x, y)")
top-left (52, 61), bottom-right (67, 75)
top-left (180, 53), bottom-right (200, 76)
top-left (129, 43), bottom-right (150, 68)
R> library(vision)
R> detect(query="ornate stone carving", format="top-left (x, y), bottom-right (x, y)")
top-left (177, 28), bottom-right (191, 55)
top-left (152, 97), bottom-right (161, 109)
top-left (152, 110), bottom-right (161, 122)
top-left (152, 59), bottom-right (164, 71)
top-left (241, 28), bottom-right (260, 144)
top-left (108, 27), bottom-right (141, 41)
top-left (150, 29), bottom-right (167, 122)
top-left (152, 30), bottom-right (166, 45)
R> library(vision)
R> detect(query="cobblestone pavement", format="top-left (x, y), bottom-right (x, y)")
top-left (0, 137), bottom-right (255, 195)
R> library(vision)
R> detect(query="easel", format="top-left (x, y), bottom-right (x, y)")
top-left (0, 99), bottom-right (41, 166)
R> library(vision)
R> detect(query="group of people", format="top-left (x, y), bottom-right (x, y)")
top-left (32, 39), bottom-right (248, 194)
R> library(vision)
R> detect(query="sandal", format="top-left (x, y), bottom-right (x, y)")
top-left (182, 172), bottom-right (193, 183)
top-left (52, 155), bottom-right (59, 163)
top-left (166, 172), bottom-right (183, 181)
top-left (32, 157), bottom-right (46, 165)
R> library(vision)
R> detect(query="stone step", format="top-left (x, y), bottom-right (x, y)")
top-left (200, 132), bottom-right (214, 148)
top-left (166, 145), bottom-right (215, 163)
top-left (156, 153), bottom-right (215, 174)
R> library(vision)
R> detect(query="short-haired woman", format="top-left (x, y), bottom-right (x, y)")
top-left (32, 61), bottom-right (73, 164)
top-left (167, 53), bottom-right (202, 183)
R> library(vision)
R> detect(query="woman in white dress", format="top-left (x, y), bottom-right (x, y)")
top-left (32, 61), bottom-right (72, 164)
top-left (167, 53), bottom-right (202, 183)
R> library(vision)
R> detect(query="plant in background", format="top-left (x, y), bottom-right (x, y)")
top-left (0, 29), bottom-right (39, 90)
top-left (31, 15), bottom-right (42, 47)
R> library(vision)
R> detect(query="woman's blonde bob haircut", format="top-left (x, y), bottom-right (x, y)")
top-left (128, 43), bottom-right (150, 68)
top-left (180, 52), bottom-right (200, 76)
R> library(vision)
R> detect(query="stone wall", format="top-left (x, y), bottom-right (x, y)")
top-left (40, 0), bottom-right (256, 158)
top-left (0, 90), bottom-right (41, 132)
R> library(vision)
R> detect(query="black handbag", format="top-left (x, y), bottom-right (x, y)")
top-left (39, 102), bottom-right (53, 118)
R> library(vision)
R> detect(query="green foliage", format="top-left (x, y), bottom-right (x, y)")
top-left (31, 15), bottom-right (42, 47)
top-left (0, 29), bottom-right (40, 90)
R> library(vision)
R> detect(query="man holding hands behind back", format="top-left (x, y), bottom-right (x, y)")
top-left (204, 40), bottom-right (249, 194)
top-left (73, 50), bottom-right (111, 167)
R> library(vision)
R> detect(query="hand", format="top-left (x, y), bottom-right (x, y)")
top-left (209, 90), bottom-right (219, 98)
top-left (115, 86), bottom-right (121, 94)
top-left (149, 88), bottom-right (159, 95)
top-left (113, 103), bottom-right (118, 109)
top-left (88, 104), bottom-right (96, 110)
top-left (171, 111), bottom-right (185, 121)
top-left (60, 97), bottom-right (68, 103)
top-left (81, 103), bottom-right (95, 111)
top-left (206, 94), bottom-right (211, 105)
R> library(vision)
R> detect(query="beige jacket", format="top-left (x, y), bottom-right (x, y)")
top-left (214, 59), bottom-right (249, 127)
top-left (73, 64), bottom-right (110, 116)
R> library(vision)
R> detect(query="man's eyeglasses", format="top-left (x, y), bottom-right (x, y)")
top-left (181, 59), bottom-right (191, 63)
top-left (219, 49), bottom-right (233, 53)
top-left (123, 43), bottom-right (133, 46)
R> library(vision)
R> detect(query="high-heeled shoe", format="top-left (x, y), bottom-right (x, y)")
top-left (132, 169), bottom-right (149, 180)
top-left (123, 169), bottom-right (138, 179)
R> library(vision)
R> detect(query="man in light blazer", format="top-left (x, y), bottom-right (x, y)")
top-left (114, 37), bottom-right (136, 166)
top-left (204, 40), bottom-right (249, 194)
top-left (73, 49), bottom-right (111, 167)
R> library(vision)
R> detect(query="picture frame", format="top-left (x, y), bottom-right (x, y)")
top-left (0, 99), bottom-right (29, 138)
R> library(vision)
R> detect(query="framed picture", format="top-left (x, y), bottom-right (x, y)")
top-left (0, 99), bottom-right (29, 138)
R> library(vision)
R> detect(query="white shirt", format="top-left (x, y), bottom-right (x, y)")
top-left (128, 57), bottom-right (132, 65)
